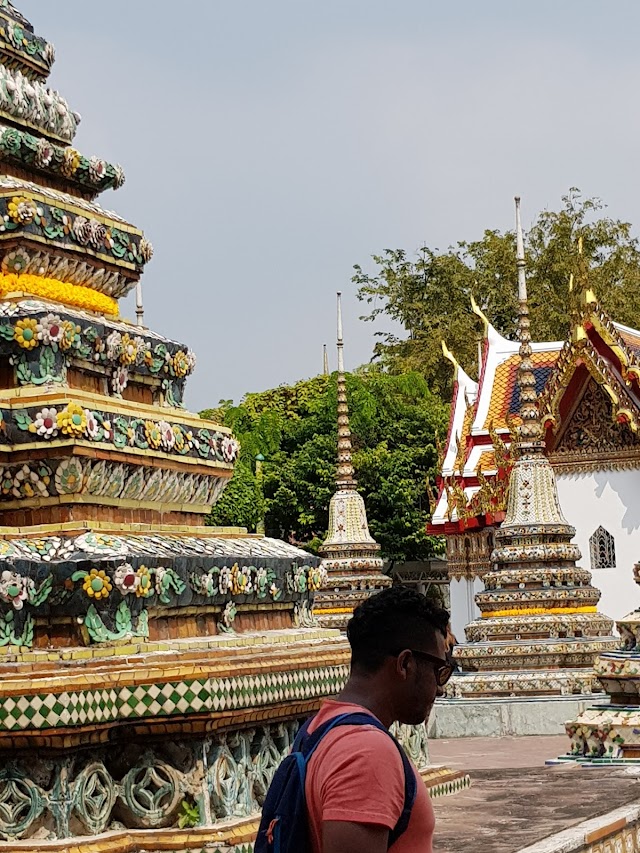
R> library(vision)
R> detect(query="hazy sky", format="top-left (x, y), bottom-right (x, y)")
top-left (21, 1), bottom-right (640, 411)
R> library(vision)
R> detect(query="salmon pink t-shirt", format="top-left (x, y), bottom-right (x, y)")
top-left (305, 700), bottom-right (435, 852)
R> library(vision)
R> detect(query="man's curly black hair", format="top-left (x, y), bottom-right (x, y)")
top-left (346, 585), bottom-right (449, 673)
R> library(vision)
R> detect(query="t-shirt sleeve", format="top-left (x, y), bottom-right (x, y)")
top-left (312, 726), bottom-right (406, 828)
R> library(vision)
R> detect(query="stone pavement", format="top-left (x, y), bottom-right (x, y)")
top-left (429, 736), bottom-right (640, 853)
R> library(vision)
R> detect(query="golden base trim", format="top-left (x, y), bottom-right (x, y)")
top-left (0, 818), bottom-right (260, 852)
top-left (484, 606), bottom-right (597, 618)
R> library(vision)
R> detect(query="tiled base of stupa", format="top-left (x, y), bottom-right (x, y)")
top-left (428, 693), bottom-right (610, 739)
top-left (557, 592), bottom-right (640, 764)
top-left (0, 523), bottom-right (466, 848)
top-left (559, 651), bottom-right (640, 763)
top-left (0, 620), bottom-right (466, 849)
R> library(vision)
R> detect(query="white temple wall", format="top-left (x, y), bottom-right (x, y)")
top-left (556, 468), bottom-right (640, 623)
top-left (449, 576), bottom-right (483, 640)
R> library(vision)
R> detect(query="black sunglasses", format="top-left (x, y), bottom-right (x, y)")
top-left (391, 649), bottom-right (453, 687)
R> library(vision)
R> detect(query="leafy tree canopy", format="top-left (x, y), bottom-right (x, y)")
top-left (204, 369), bottom-right (448, 562)
top-left (353, 189), bottom-right (640, 396)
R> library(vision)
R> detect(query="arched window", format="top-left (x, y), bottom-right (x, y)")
top-left (589, 526), bottom-right (616, 570)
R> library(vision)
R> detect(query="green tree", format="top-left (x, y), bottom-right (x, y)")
top-left (207, 459), bottom-right (266, 531)
top-left (203, 369), bottom-right (448, 562)
top-left (353, 189), bottom-right (640, 396)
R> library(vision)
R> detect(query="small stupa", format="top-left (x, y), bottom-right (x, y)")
top-left (449, 198), bottom-right (617, 698)
top-left (314, 292), bottom-right (390, 629)
top-left (562, 558), bottom-right (640, 761)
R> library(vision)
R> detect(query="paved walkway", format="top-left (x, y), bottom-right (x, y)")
top-left (430, 733), bottom-right (569, 771)
top-left (429, 736), bottom-right (640, 853)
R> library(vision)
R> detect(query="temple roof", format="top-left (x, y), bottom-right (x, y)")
top-left (430, 294), bottom-right (640, 532)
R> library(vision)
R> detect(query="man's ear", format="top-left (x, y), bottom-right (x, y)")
top-left (395, 649), bottom-right (412, 681)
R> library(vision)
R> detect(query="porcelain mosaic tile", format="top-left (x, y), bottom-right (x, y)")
top-left (0, 664), bottom-right (351, 731)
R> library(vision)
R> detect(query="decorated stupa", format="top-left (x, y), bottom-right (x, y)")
top-left (0, 6), bottom-right (466, 848)
top-left (448, 199), bottom-right (617, 698)
top-left (314, 292), bottom-right (391, 630)
top-left (562, 557), bottom-right (640, 761)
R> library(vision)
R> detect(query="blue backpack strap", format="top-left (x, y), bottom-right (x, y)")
top-left (294, 713), bottom-right (370, 769)
top-left (386, 732), bottom-right (417, 846)
top-left (295, 712), bottom-right (417, 849)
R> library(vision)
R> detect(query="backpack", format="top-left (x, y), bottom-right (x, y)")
top-left (254, 711), bottom-right (417, 853)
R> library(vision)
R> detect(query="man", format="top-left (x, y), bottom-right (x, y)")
top-left (305, 585), bottom-right (452, 853)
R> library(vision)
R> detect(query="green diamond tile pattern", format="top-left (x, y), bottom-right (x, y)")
top-left (0, 664), bottom-right (350, 731)
top-left (207, 846), bottom-right (254, 853)
top-left (429, 775), bottom-right (472, 799)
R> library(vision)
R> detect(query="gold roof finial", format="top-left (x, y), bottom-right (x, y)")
top-left (470, 294), bottom-right (490, 332)
top-left (574, 234), bottom-right (591, 296)
top-left (441, 340), bottom-right (460, 373)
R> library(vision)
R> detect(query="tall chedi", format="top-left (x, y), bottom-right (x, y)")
top-left (314, 292), bottom-right (390, 629)
top-left (449, 198), bottom-right (617, 698)
top-left (0, 4), bottom-right (376, 850)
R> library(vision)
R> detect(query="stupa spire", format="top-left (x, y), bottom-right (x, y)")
top-left (501, 197), bottom-right (568, 528)
top-left (315, 291), bottom-right (388, 630)
top-left (514, 196), bottom-right (544, 454)
top-left (335, 291), bottom-right (356, 490)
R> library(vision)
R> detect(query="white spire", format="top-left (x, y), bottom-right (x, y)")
top-left (515, 196), bottom-right (527, 303)
top-left (337, 291), bottom-right (345, 373)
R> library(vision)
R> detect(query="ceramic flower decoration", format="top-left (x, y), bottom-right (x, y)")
top-left (114, 563), bottom-right (139, 595)
top-left (37, 313), bottom-right (64, 345)
top-left (29, 407), bottom-right (58, 439)
top-left (111, 365), bottom-right (128, 396)
top-left (8, 195), bottom-right (36, 224)
top-left (14, 317), bottom-right (38, 349)
top-left (57, 402), bottom-right (87, 437)
top-left (0, 570), bottom-right (33, 610)
top-left (82, 568), bottom-right (112, 601)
